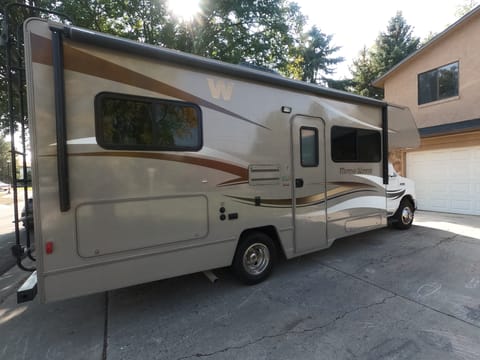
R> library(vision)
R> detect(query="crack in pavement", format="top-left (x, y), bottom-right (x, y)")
top-left (355, 234), bottom-right (458, 273)
top-left (175, 294), bottom-right (396, 360)
top-left (319, 262), bottom-right (480, 331)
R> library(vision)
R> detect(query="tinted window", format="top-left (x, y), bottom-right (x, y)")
top-left (331, 126), bottom-right (380, 162)
top-left (300, 127), bottom-right (319, 167)
top-left (418, 62), bottom-right (459, 105)
top-left (96, 93), bottom-right (202, 151)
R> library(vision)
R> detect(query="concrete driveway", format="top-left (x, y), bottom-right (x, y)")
top-left (1, 211), bottom-right (479, 360)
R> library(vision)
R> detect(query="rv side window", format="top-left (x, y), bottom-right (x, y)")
top-left (331, 126), bottom-right (380, 162)
top-left (95, 93), bottom-right (202, 151)
top-left (300, 127), bottom-right (319, 167)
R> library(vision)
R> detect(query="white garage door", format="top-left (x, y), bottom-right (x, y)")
top-left (407, 146), bottom-right (480, 215)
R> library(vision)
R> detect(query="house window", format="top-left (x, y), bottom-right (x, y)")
top-left (300, 127), bottom-right (319, 167)
top-left (331, 126), bottom-right (381, 162)
top-left (418, 62), bottom-right (459, 105)
top-left (95, 93), bottom-right (202, 151)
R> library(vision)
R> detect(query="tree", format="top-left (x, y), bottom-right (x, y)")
top-left (0, 3), bottom-right (46, 133)
top-left (373, 11), bottom-right (420, 76)
top-left (350, 12), bottom-right (420, 99)
top-left (350, 47), bottom-right (383, 99)
top-left (190, 0), bottom-right (307, 74)
top-left (0, 136), bottom-right (11, 183)
top-left (41, 0), bottom-right (171, 42)
top-left (300, 26), bottom-right (344, 84)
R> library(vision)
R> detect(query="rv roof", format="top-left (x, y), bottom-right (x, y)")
top-left (61, 22), bottom-right (386, 108)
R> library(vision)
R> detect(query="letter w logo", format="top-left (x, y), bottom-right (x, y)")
top-left (207, 78), bottom-right (234, 101)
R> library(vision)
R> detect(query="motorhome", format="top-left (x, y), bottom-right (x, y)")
top-left (17, 18), bottom-right (419, 303)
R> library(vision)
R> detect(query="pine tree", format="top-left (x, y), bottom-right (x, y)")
top-left (300, 26), bottom-right (344, 84)
top-left (372, 11), bottom-right (420, 75)
top-left (350, 47), bottom-right (383, 99)
top-left (350, 11), bottom-right (420, 99)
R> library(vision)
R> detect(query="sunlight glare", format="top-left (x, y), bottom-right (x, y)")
top-left (167, 0), bottom-right (200, 21)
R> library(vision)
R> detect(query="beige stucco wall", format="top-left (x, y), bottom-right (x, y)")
top-left (382, 13), bottom-right (480, 129)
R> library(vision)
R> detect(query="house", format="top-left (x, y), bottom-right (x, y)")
top-left (373, 6), bottom-right (480, 215)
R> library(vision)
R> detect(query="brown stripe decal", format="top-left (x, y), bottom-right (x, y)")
top-left (67, 151), bottom-right (249, 180)
top-left (30, 34), bottom-right (269, 130)
top-left (226, 183), bottom-right (380, 208)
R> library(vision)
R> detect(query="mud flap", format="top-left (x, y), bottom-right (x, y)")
top-left (17, 271), bottom-right (37, 303)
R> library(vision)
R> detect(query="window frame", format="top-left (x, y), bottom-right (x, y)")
top-left (94, 92), bottom-right (203, 152)
top-left (331, 125), bottom-right (381, 163)
top-left (417, 61), bottom-right (459, 105)
top-left (300, 126), bottom-right (319, 167)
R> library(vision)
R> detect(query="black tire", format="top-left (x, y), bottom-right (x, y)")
top-left (394, 199), bottom-right (414, 230)
top-left (232, 231), bottom-right (276, 285)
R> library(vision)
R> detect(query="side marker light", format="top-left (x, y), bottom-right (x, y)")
top-left (46, 242), bottom-right (54, 254)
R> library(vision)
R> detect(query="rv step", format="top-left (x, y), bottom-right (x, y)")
top-left (17, 271), bottom-right (37, 303)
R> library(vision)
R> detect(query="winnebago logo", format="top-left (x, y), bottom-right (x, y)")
top-left (340, 168), bottom-right (373, 175)
top-left (207, 78), bottom-right (234, 101)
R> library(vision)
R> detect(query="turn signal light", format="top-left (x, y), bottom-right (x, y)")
top-left (45, 241), bottom-right (54, 254)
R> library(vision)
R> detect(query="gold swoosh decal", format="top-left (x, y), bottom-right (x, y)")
top-left (226, 182), bottom-right (380, 208)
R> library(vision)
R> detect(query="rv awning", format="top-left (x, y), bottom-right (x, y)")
top-left (388, 105), bottom-right (420, 150)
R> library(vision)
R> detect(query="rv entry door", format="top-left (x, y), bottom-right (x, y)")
top-left (291, 116), bottom-right (327, 253)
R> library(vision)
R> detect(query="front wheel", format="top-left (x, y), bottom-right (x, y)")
top-left (232, 231), bottom-right (276, 285)
top-left (394, 199), bottom-right (414, 230)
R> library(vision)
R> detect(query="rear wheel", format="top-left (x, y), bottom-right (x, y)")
top-left (394, 199), bottom-right (414, 229)
top-left (232, 231), bottom-right (276, 285)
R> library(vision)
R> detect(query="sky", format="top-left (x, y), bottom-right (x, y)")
top-left (295, 0), bottom-right (468, 79)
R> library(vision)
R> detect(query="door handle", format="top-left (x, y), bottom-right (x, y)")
top-left (295, 178), bottom-right (304, 188)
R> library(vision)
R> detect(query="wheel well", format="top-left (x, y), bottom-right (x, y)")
top-left (238, 226), bottom-right (286, 261)
top-left (402, 195), bottom-right (415, 209)
top-left (389, 195), bottom-right (416, 224)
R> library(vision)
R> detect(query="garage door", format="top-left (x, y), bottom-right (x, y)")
top-left (407, 146), bottom-right (480, 215)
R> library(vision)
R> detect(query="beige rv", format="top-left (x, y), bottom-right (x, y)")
top-left (18, 19), bottom-right (419, 303)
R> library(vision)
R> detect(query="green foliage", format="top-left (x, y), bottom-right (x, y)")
top-left (45, 0), bottom-right (312, 74)
top-left (300, 26), bottom-right (344, 84)
top-left (350, 12), bottom-right (420, 99)
top-left (350, 46), bottom-right (383, 99)
top-left (0, 2), bottom-right (37, 134)
top-left (0, 135), bottom-right (11, 183)
top-left (189, 0), bottom-right (307, 74)
top-left (373, 11), bottom-right (420, 75)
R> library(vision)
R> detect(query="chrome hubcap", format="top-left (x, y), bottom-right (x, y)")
top-left (401, 206), bottom-right (413, 224)
top-left (243, 243), bottom-right (270, 275)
